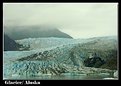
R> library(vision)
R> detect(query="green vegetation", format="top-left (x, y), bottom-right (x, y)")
top-left (101, 57), bottom-right (117, 70)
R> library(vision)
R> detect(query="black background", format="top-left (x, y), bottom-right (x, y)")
top-left (1, 0), bottom-right (120, 86)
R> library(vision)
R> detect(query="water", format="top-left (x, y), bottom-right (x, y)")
top-left (4, 74), bottom-right (116, 80)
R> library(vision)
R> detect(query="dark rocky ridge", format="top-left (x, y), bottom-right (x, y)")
top-left (4, 34), bottom-right (19, 51)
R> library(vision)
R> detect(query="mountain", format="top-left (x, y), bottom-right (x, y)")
top-left (4, 26), bottom-right (72, 40)
top-left (4, 34), bottom-right (19, 51)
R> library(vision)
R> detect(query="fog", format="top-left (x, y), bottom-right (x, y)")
top-left (3, 3), bottom-right (118, 39)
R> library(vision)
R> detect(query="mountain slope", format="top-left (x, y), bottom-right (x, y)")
top-left (4, 26), bottom-right (72, 40)
top-left (4, 34), bottom-right (19, 51)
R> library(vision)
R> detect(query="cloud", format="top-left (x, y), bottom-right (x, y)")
top-left (3, 3), bottom-right (118, 38)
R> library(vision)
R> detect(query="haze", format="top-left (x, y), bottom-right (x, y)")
top-left (3, 3), bottom-right (118, 39)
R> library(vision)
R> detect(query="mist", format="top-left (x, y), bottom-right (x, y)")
top-left (3, 3), bottom-right (118, 39)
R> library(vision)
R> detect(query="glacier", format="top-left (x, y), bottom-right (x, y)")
top-left (3, 36), bottom-right (117, 79)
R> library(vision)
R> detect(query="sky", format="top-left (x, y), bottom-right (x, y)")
top-left (3, 3), bottom-right (118, 39)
